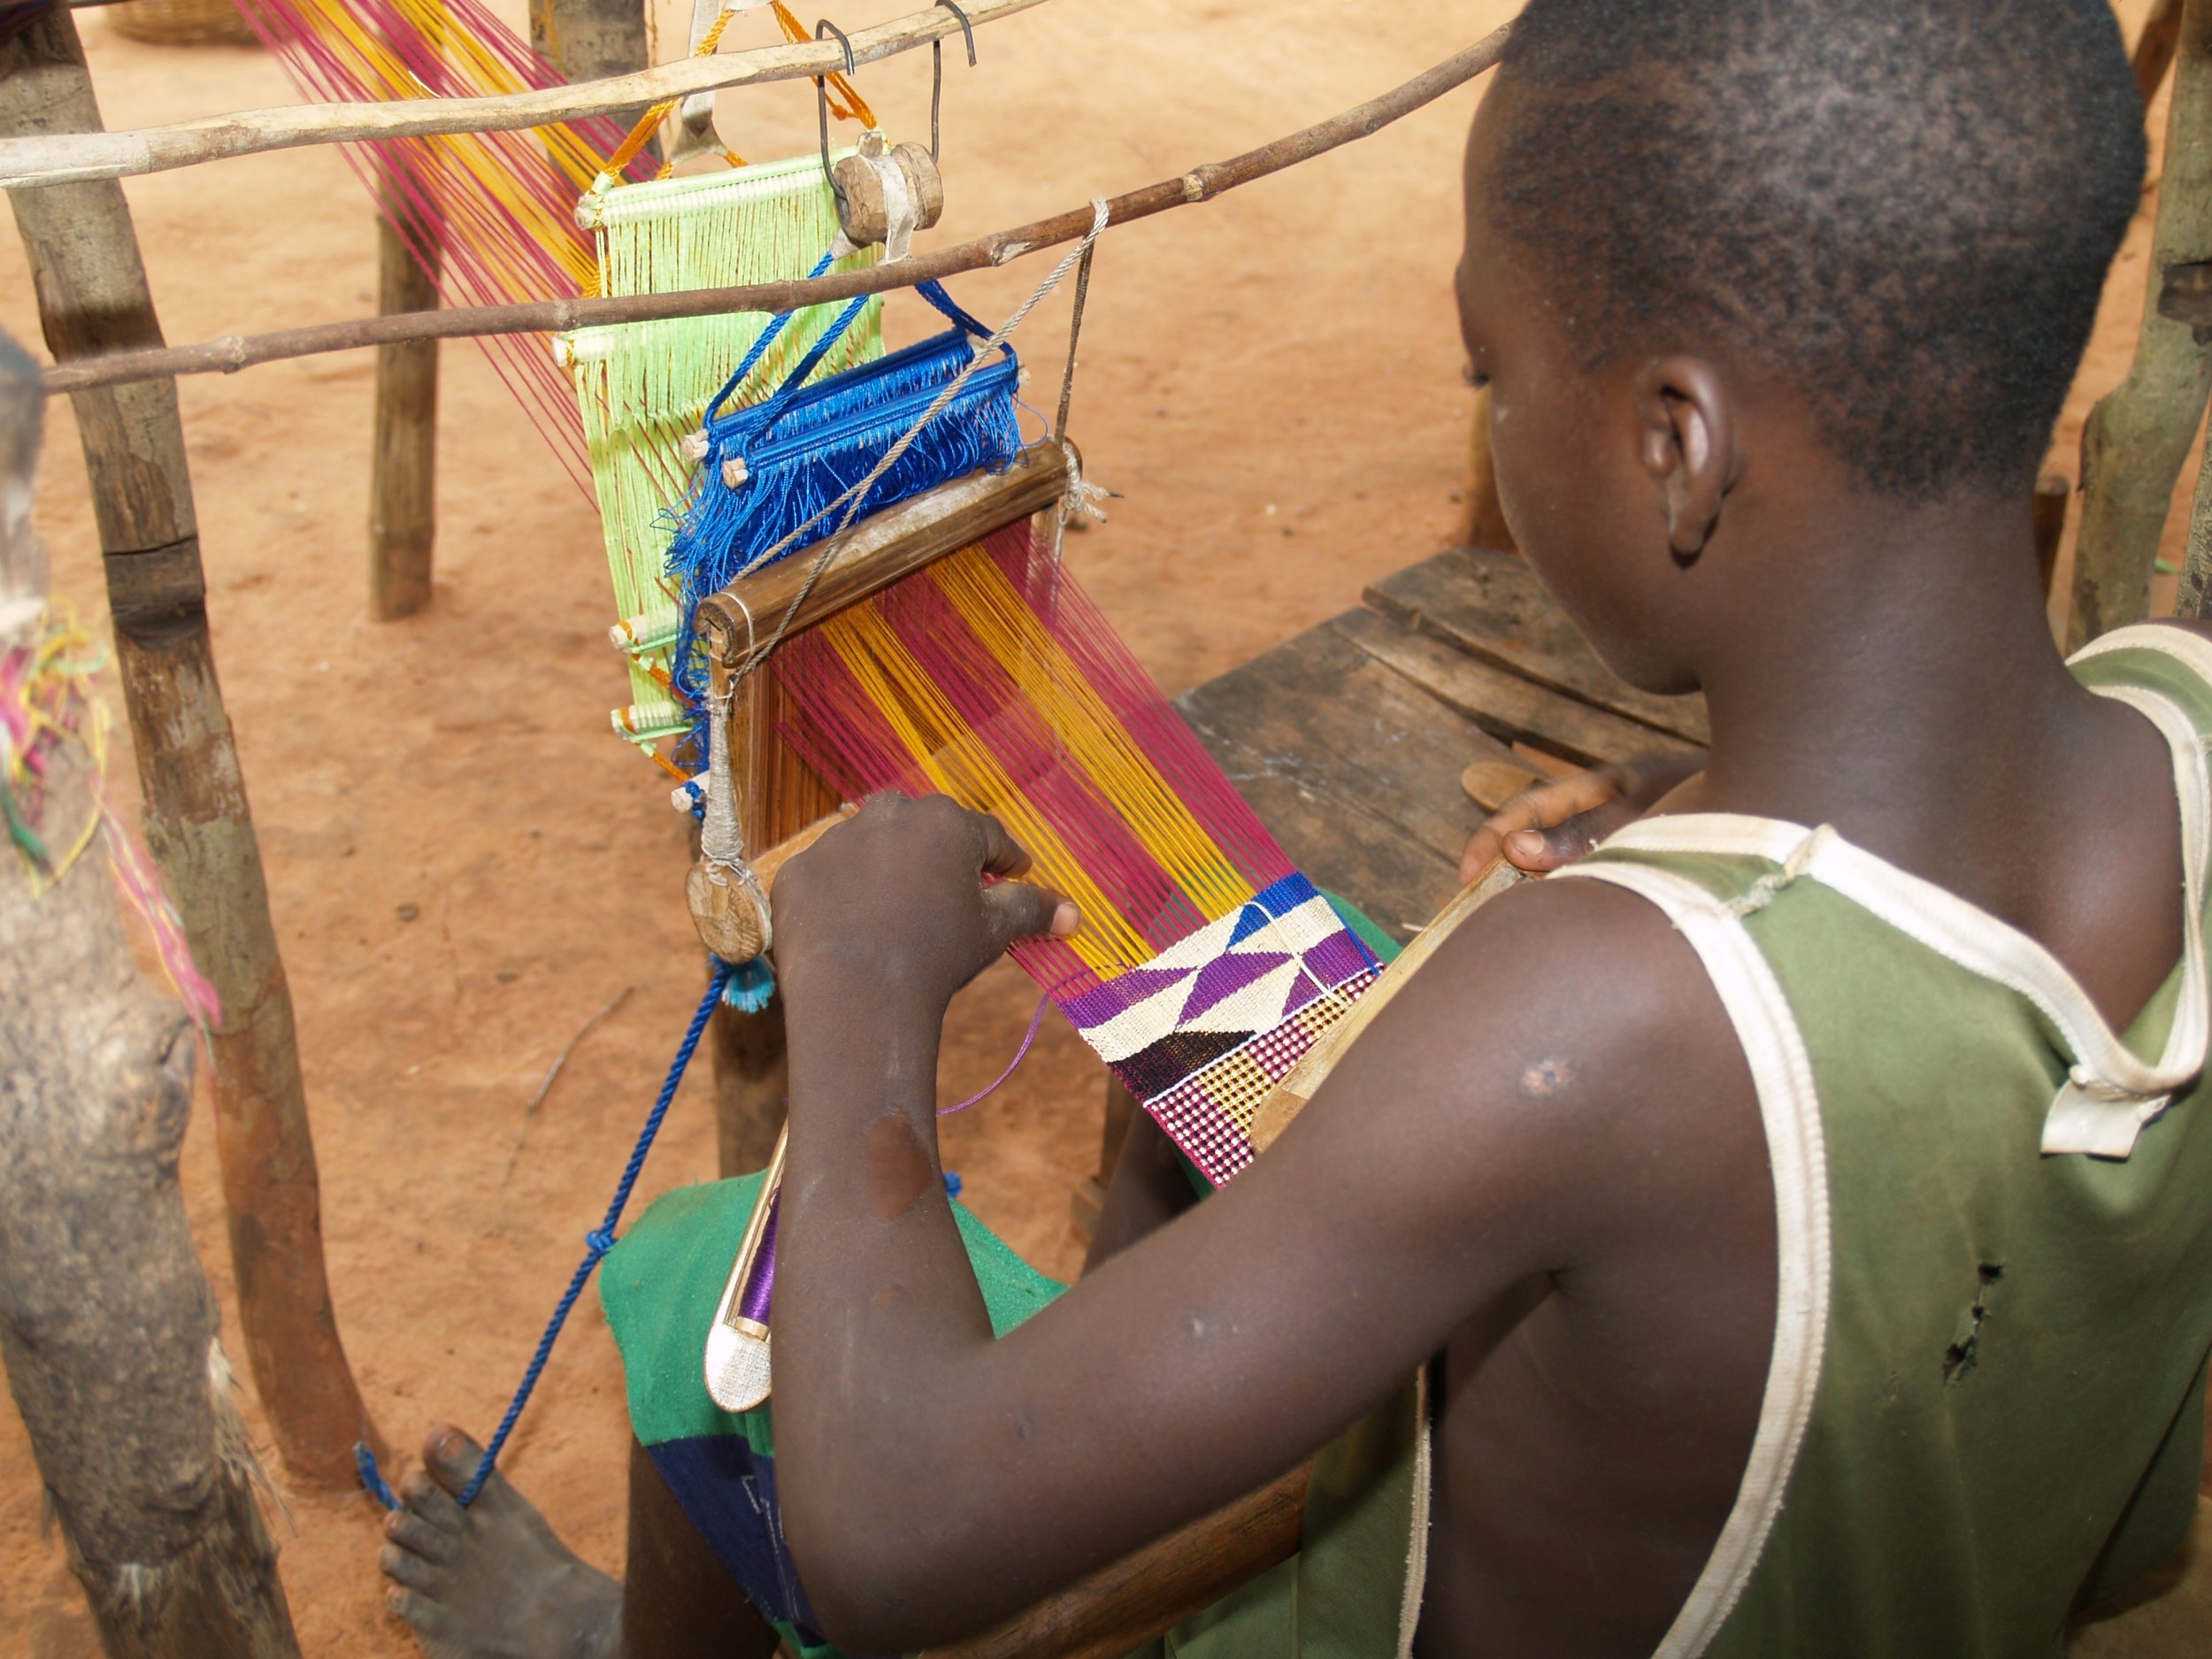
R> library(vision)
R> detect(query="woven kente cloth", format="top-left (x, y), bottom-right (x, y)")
top-left (773, 526), bottom-right (1398, 1193)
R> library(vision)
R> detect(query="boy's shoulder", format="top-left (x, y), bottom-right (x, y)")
top-left (1309, 870), bottom-right (1763, 1267)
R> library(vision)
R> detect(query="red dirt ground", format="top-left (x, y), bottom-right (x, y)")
top-left (0, 2), bottom-right (2198, 1652)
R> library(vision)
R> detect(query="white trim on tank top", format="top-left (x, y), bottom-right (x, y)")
top-left (1587, 672), bottom-right (2208, 1157)
top-left (1534, 622), bottom-right (2212, 1652)
top-left (1547, 858), bottom-right (1832, 1659)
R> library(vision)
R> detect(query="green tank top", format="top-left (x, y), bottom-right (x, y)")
top-left (1555, 623), bottom-right (2212, 1659)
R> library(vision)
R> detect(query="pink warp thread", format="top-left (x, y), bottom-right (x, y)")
top-left (229, 0), bottom-right (657, 489)
top-left (771, 521), bottom-right (1302, 1008)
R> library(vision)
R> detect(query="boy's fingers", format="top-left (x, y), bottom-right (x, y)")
top-left (1458, 769), bottom-right (1629, 882)
top-left (969, 810), bottom-right (1035, 880)
top-left (1510, 810), bottom-right (1610, 869)
top-left (979, 880), bottom-right (1075, 956)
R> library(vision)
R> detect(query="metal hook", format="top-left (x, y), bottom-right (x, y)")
top-left (813, 19), bottom-right (856, 204)
top-left (930, 0), bottom-right (976, 162)
top-left (936, 0), bottom-right (976, 65)
top-left (814, 15), bottom-right (856, 73)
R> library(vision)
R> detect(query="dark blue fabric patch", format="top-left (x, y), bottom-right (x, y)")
top-left (645, 1433), bottom-right (891, 1656)
top-left (1227, 902), bottom-right (1272, 948)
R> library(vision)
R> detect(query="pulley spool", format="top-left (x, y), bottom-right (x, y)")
top-left (684, 806), bottom-right (856, 964)
top-left (687, 857), bottom-right (771, 963)
top-left (833, 134), bottom-right (945, 250)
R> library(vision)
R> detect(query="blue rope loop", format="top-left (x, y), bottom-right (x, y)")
top-left (357, 958), bottom-right (735, 1511)
top-left (703, 248), bottom-right (840, 425)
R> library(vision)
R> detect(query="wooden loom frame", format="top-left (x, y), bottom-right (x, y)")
top-left (691, 444), bottom-right (1078, 1171)
top-left (19, 0), bottom-right (2212, 1647)
top-left (691, 442), bottom-right (1332, 1658)
top-left (0, 7), bottom-right (1863, 1652)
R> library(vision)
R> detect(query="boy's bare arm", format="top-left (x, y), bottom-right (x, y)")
top-left (767, 796), bottom-right (1754, 1651)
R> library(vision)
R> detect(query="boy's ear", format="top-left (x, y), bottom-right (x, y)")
top-left (1634, 357), bottom-right (1738, 564)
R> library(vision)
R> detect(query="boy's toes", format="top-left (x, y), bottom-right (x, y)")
top-left (387, 1583), bottom-right (455, 1640)
top-left (398, 1469), bottom-right (464, 1530)
top-left (380, 1542), bottom-right (446, 1594)
top-left (419, 1425), bottom-right (490, 1498)
top-left (384, 1506), bottom-right (456, 1563)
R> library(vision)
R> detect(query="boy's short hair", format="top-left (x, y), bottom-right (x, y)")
top-left (1489, 0), bottom-right (2146, 500)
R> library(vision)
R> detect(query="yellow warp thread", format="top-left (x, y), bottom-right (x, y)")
top-left (924, 549), bottom-right (1257, 926)
top-left (812, 543), bottom-right (1266, 979)
top-left (769, 1), bottom-right (879, 127)
top-left (604, 0), bottom-right (878, 187)
top-left (818, 594), bottom-right (1150, 974)
top-left (277, 0), bottom-right (607, 295)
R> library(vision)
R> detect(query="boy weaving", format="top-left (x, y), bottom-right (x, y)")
top-left (380, 1), bottom-right (2212, 1654)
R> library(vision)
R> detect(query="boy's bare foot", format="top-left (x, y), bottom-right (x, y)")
top-left (380, 1426), bottom-right (622, 1659)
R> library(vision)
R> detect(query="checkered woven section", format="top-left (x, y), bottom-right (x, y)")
top-left (1136, 962), bottom-right (1380, 1188)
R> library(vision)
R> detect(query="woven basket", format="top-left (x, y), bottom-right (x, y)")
top-left (105, 0), bottom-right (259, 46)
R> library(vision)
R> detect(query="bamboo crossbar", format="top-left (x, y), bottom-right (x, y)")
top-left (695, 445), bottom-right (1073, 658)
top-left (36, 26), bottom-right (1510, 396)
top-left (0, 0), bottom-right (1049, 190)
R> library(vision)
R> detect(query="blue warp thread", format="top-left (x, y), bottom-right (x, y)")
top-left (357, 957), bottom-right (735, 1510)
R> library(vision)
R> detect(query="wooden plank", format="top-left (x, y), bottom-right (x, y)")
top-left (922, 1465), bottom-right (1310, 1659)
top-left (695, 446), bottom-right (1072, 661)
top-left (1177, 621), bottom-right (1517, 939)
top-left (1330, 607), bottom-right (1701, 767)
top-left (1363, 549), bottom-right (1711, 746)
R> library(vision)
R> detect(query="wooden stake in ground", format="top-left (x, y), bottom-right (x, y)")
top-left (530, 0), bottom-right (656, 154)
top-left (0, 331), bottom-right (303, 1659)
top-left (2068, 0), bottom-right (2212, 651)
top-left (2139, 0), bottom-right (2186, 104)
top-left (370, 187), bottom-right (438, 622)
top-left (1, 8), bottom-right (379, 1486)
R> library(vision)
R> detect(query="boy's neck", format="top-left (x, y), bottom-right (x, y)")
top-left (1690, 488), bottom-right (2101, 853)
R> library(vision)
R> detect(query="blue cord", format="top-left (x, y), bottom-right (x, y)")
top-left (703, 248), bottom-right (840, 424)
top-left (358, 958), bottom-right (735, 1509)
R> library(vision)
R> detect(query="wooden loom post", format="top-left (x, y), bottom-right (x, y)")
top-left (2067, 0), bottom-right (2212, 650)
top-left (2139, 0), bottom-right (2187, 104)
top-left (369, 174), bottom-right (439, 622)
top-left (2180, 431), bottom-right (2212, 620)
top-left (1, 8), bottom-right (380, 1486)
top-left (2035, 472), bottom-right (2070, 601)
top-left (529, 0), bottom-right (657, 159)
top-left (0, 331), bottom-right (304, 1659)
top-left (1460, 383), bottom-right (1516, 555)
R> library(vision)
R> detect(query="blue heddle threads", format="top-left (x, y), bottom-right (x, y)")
top-left (663, 272), bottom-right (1028, 763)
top-left (357, 957), bottom-right (735, 1510)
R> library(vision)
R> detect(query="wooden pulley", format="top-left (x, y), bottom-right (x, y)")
top-left (687, 857), bottom-right (770, 963)
top-left (833, 134), bottom-right (945, 250)
top-left (685, 807), bottom-right (857, 964)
